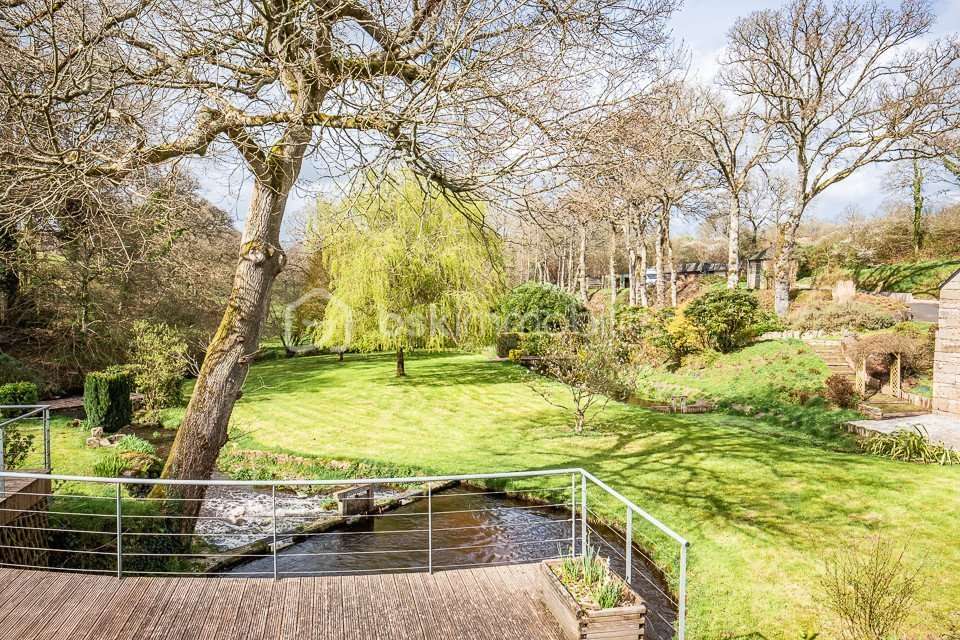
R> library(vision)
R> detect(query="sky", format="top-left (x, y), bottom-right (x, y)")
top-left (671, 0), bottom-right (960, 229)
top-left (194, 0), bottom-right (960, 234)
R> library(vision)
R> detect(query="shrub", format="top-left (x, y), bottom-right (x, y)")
top-left (92, 450), bottom-right (126, 477)
top-left (791, 302), bottom-right (898, 333)
top-left (614, 305), bottom-right (655, 345)
top-left (498, 282), bottom-right (587, 332)
top-left (518, 331), bottom-right (553, 357)
top-left (820, 536), bottom-right (922, 640)
top-left (684, 289), bottom-right (761, 352)
top-left (508, 348), bottom-right (525, 363)
top-left (84, 369), bottom-right (133, 433)
top-left (495, 332), bottom-right (520, 358)
top-left (646, 310), bottom-right (701, 366)
top-left (115, 435), bottom-right (157, 456)
top-left (0, 353), bottom-right (37, 387)
top-left (128, 321), bottom-right (188, 411)
top-left (751, 307), bottom-right (786, 335)
top-left (824, 374), bottom-right (859, 409)
top-left (0, 381), bottom-right (39, 417)
top-left (0, 419), bottom-right (35, 468)
top-left (861, 426), bottom-right (960, 464)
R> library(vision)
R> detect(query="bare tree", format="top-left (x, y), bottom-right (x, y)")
top-left (820, 536), bottom-right (923, 640)
top-left (688, 91), bottom-right (776, 289)
top-left (0, 0), bottom-right (677, 514)
top-left (722, 0), bottom-right (960, 316)
top-left (527, 329), bottom-right (631, 433)
top-left (622, 84), bottom-right (711, 307)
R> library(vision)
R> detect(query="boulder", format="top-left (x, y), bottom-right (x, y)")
top-left (118, 451), bottom-right (162, 479)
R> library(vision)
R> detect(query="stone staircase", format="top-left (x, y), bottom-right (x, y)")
top-left (806, 340), bottom-right (927, 419)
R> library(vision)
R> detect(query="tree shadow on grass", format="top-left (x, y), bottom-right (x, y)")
top-left (481, 403), bottom-right (934, 547)
top-left (853, 261), bottom-right (960, 297)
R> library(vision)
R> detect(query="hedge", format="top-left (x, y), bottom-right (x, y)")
top-left (0, 381), bottom-right (39, 418)
top-left (84, 369), bottom-right (133, 432)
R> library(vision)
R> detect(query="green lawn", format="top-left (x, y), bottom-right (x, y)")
top-left (633, 340), bottom-right (862, 447)
top-left (214, 350), bottom-right (960, 639)
top-left (853, 259), bottom-right (960, 298)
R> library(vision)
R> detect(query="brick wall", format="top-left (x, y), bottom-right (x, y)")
top-left (934, 270), bottom-right (960, 416)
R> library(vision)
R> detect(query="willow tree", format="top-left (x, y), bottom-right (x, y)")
top-left (314, 177), bottom-right (503, 375)
top-left (0, 0), bottom-right (677, 510)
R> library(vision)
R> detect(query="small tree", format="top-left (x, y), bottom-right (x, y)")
top-left (527, 330), bottom-right (631, 433)
top-left (820, 536), bottom-right (923, 640)
top-left (128, 321), bottom-right (189, 412)
top-left (84, 369), bottom-right (133, 433)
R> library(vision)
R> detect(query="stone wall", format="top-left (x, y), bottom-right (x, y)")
top-left (933, 270), bottom-right (960, 416)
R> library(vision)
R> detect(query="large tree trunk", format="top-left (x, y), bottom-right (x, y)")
top-left (911, 159), bottom-right (925, 255)
top-left (655, 219), bottom-right (665, 306)
top-left (655, 203), bottom-right (669, 307)
top-left (577, 224), bottom-right (587, 302)
top-left (623, 214), bottom-right (636, 307)
top-left (638, 236), bottom-right (649, 308)
top-left (557, 246), bottom-right (564, 288)
top-left (396, 346), bottom-right (406, 376)
top-left (608, 223), bottom-right (617, 321)
top-left (153, 129), bottom-right (310, 526)
top-left (726, 195), bottom-right (741, 289)
top-left (773, 201), bottom-right (805, 318)
top-left (667, 233), bottom-right (677, 307)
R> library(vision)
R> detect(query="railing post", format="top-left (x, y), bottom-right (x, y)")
top-left (43, 408), bottom-right (51, 471)
top-left (272, 485), bottom-right (278, 580)
top-left (569, 473), bottom-right (576, 557)
top-left (625, 507), bottom-right (632, 585)
top-left (427, 483), bottom-right (433, 574)
top-left (580, 473), bottom-right (587, 557)
top-left (678, 541), bottom-right (688, 640)
top-left (0, 425), bottom-right (5, 498)
top-left (115, 483), bottom-right (122, 579)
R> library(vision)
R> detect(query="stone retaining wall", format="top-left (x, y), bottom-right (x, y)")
top-left (934, 270), bottom-right (960, 416)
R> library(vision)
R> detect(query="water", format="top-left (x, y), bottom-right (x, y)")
top-left (195, 479), bottom-right (402, 549)
top-left (220, 486), bottom-right (678, 639)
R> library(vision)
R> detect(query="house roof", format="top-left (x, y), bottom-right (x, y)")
top-left (746, 247), bottom-right (774, 262)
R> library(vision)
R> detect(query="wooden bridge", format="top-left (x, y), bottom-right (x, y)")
top-left (0, 564), bottom-right (565, 640)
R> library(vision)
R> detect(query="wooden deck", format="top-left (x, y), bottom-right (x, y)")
top-left (0, 565), bottom-right (565, 639)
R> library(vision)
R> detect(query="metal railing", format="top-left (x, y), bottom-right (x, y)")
top-left (0, 405), bottom-right (51, 495)
top-left (0, 467), bottom-right (690, 639)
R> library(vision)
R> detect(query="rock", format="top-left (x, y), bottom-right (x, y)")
top-left (225, 506), bottom-right (246, 525)
top-left (118, 451), bottom-right (162, 479)
top-left (90, 427), bottom-right (105, 439)
top-left (85, 437), bottom-right (102, 449)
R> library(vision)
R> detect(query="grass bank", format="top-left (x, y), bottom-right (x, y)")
top-left (212, 350), bottom-right (960, 639)
top-left (853, 258), bottom-right (960, 298)
top-left (634, 340), bottom-right (861, 449)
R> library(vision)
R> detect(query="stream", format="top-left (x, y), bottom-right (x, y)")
top-left (213, 486), bottom-right (678, 640)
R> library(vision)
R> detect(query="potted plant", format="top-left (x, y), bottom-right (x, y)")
top-left (539, 548), bottom-right (646, 640)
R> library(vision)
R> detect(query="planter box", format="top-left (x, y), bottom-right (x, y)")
top-left (538, 559), bottom-right (646, 640)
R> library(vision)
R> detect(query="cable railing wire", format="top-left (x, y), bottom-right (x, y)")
top-left (0, 466), bottom-right (688, 640)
